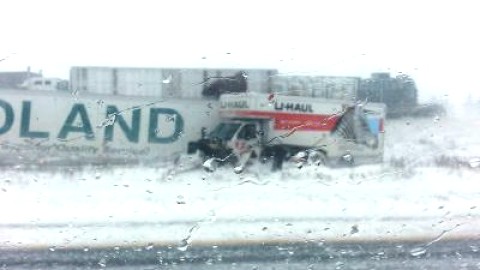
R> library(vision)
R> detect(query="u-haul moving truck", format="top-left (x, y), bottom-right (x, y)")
top-left (188, 93), bottom-right (385, 171)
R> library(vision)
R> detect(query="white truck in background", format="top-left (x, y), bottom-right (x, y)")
top-left (19, 77), bottom-right (69, 91)
top-left (188, 93), bottom-right (386, 172)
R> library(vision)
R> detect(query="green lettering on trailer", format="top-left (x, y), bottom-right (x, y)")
top-left (0, 100), bottom-right (14, 135)
top-left (148, 108), bottom-right (184, 144)
top-left (104, 105), bottom-right (141, 143)
top-left (57, 104), bottom-right (94, 140)
top-left (20, 101), bottom-right (49, 139)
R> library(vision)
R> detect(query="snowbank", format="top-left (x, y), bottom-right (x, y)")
top-left (1, 109), bottom-right (480, 249)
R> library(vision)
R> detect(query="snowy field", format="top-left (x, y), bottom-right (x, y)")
top-left (1, 104), bottom-right (480, 251)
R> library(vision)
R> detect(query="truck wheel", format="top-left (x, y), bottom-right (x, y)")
top-left (309, 150), bottom-right (327, 166)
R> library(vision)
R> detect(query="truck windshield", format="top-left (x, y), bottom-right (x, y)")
top-left (209, 123), bottom-right (241, 140)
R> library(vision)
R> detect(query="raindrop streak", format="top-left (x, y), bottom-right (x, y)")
top-left (178, 211), bottom-right (216, 251)
top-left (71, 89), bottom-right (79, 100)
top-left (97, 113), bottom-right (116, 128)
top-left (409, 223), bottom-right (463, 257)
top-left (410, 247), bottom-right (427, 257)
top-left (202, 155), bottom-right (234, 172)
top-left (177, 239), bottom-right (189, 252)
top-left (177, 224), bottom-right (199, 251)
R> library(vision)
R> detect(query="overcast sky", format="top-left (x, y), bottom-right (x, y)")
top-left (1, 0), bottom-right (478, 102)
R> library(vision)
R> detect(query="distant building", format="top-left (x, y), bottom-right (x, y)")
top-left (0, 71), bottom-right (42, 89)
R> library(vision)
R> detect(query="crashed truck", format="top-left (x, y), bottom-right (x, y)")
top-left (187, 93), bottom-right (386, 172)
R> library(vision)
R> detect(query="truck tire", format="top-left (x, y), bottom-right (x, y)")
top-left (309, 150), bottom-right (327, 166)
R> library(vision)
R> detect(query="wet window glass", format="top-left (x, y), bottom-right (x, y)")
top-left (1, 0), bottom-right (479, 269)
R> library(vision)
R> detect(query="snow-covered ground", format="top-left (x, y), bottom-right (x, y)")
top-left (1, 105), bottom-right (480, 250)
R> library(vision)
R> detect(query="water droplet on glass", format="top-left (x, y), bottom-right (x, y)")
top-left (410, 247), bottom-right (427, 257)
top-left (177, 239), bottom-right (190, 251)
top-left (162, 75), bottom-right (172, 84)
top-left (176, 195), bottom-right (186, 204)
top-left (350, 224), bottom-right (359, 234)
top-left (342, 154), bottom-right (353, 163)
top-left (234, 165), bottom-right (244, 174)
top-left (98, 258), bottom-right (107, 267)
top-left (145, 243), bottom-right (154, 250)
top-left (49, 246), bottom-right (56, 252)
top-left (165, 114), bottom-right (175, 122)
top-left (203, 158), bottom-right (218, 172)
top-left (83, 247), bottom-right (89, 252)
top-left (207, 210), bottom-right (216, 222)
top-left (71, 89), bottom-right (79, 100)
top-left (267, 93), bottom-right (276, 106)
top-left (98, 113), bottom-right (116, 127)
top-left (96, 99), bottom-right (104, 107)
top-left (468, 158), bottom-right (480, 168)
top-left (433, 115), bottom-right (440, 123)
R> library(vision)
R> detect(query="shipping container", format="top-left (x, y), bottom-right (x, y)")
top-left (70, 67), bottom-right (116, 95)
top-left (176, 69), bottom-right (206, 98)
top-left (70, 67), bottom-right (278, 99)
top-left (271, 75), bottom-right (360, 100)
top-left (116, 68), bottom-right (165, 97)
